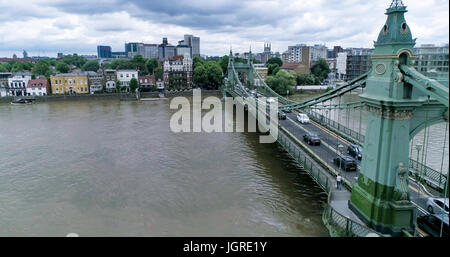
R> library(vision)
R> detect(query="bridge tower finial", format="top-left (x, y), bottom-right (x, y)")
top-left (386, 0), bottom-right (407, 13)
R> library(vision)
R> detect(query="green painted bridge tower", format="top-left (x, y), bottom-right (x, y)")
top-left (349, 0), bottom-right (449, 236)
top-left (227, 48), bottom-right (255, 87)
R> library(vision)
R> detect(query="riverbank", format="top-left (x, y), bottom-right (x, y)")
top-left (0, 90), bottom-right (222, 104)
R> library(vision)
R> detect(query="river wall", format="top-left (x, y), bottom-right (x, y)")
top-left (0, 90), bottom-right (222, 103)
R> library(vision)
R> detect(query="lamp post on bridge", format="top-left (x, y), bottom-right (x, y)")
top-left (415, 144), bottom-right (423, 171)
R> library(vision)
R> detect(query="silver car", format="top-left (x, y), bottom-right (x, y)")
top-left (426, 197), bottom-right (449, 216)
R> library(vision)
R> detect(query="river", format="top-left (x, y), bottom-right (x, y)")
top-left (0, 98), bottom-right (329, 236)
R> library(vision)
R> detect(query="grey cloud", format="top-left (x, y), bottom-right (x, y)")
top-left (0, 0), bottom-right (448, 56)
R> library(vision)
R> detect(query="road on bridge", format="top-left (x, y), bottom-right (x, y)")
top-left (277, 110), bottom-right (435, 215)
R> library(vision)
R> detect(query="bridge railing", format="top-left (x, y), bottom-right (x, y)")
top-left (322, 201), bottom-right (382, 237)
top-left (304, 108), bottom-right (366, 144)
top-left (278, 127), bottom-right (333, 193)
top-left (409, 159), bottom-right (448, 192)
top-left (277, 126), bottom-right (383, 237)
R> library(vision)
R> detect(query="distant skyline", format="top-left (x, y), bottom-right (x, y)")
top-left (0, 0), bottom-right (448, 58)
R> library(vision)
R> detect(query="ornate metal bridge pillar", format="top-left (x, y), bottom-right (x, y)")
top-left (349, 0), bottom-right (417, 236)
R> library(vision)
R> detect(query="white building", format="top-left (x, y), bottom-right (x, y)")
top-left (163, 55), bottom-right (193, 88)
top-left (8, 72), bottom-right (32, 96)
top-left (336, 52), bottom-right (348, 81)
top-left (116, 70), bottom-right (138, 91)
top-left (27, 77), bottom-right (50, 96)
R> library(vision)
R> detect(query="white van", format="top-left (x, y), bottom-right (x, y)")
top-left (297, 113), bottom-right (310, 124)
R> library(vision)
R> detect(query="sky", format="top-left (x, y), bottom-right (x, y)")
top-left (0, 0), bottom-right (448, 58)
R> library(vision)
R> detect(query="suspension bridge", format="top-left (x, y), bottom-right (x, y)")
top-left (223, 0), bottom-right (449, 237)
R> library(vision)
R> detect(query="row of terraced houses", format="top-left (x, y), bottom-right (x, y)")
top-left (0, 56), bottom-right (194, 97)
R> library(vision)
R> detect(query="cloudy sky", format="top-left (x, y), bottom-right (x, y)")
top-left (0, 0), bottom-right (448, 58)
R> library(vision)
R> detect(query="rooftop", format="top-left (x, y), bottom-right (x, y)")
top-left (52, 72), bottom-right (89, 77)
top-left (27, 78), bottom-right (48, 88)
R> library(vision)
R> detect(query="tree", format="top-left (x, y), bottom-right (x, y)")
top-left (205, 61), bottom-right (223, 89)
top-left (10, 62), bottom-right (23, 72)
top-left (193, 56), bottom-right (205, 71)
top-left (129, 78), bottom-right (139, 92)
top-left (169, 76), bottom-right (187, 89)
top-left (115, 80), bottom-right (122, 93)
top-left (111, 59), bottom-right (134, 70)
top-left (62, 55), bottom-right (87, 68)
top-left (82, 60), bottom-right (99, 72)
top-left (267, 57), bottom-right (283, 67)
top-left (56, 62), bottom-right (70, 73)
top-left (310, 58), bottom-right (330, 83)
top-left (0, 64), bottom-right (7, 72)
top-left (266, 69), bottom-right (296, 95)
top-left (32, 60), bottom-right (52, 78)
top-left (131, 55), bottom-right (146, 74)
top-left (145, 58), bottom-right (158, 75)
top-left (267, 63), bottom-right (280, 76)
top-left (193, 61), bottom-right (223, 89)
top-left (297, 74), bottom-right (316, 85)
top-left (193, 65), bottom-right (207, 88)
top-left (154, 66), bottom-right (163, 80)
top-left (233, 57), bottom-right (247, 64)
top-left (218, 55), bottom-right (229, 76)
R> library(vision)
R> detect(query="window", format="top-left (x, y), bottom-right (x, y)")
top-left (85, 87), bottom-right (87, 92)
top-left (81, 87), bottom-right (83, 92)
top-left (435, 200), bottom-right (444, 209)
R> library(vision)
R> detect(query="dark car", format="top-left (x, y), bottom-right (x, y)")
top-left (417, 214), bottom-right (449, 237)
top-left (347, 145), bottom-right (363, 160)
top-left (333, 156), bottom-right (357, 171)
top-left (284, 108), bottom-right (292, 113)
top-left (278, 111), bottom-right (287, 120)
top-left (303, 133), bottom-right (321, 146)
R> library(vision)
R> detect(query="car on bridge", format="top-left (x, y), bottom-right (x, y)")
top-left (303, 133), bottom-right (321, 146)
top-left (417, 214), bottom-right (449, 237)
top-left (333, 156), bottom-right (357, 172)
top-left (296, 113), bottom-right (310, 124)
top-left (266, 98), bottom-right (276, 104)
top-left (278, 111), bottom-right (287, 120)
top-left (347, 145), bottom-right (363, 160)
top-left (426, 197), bottom-right (449, 216)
